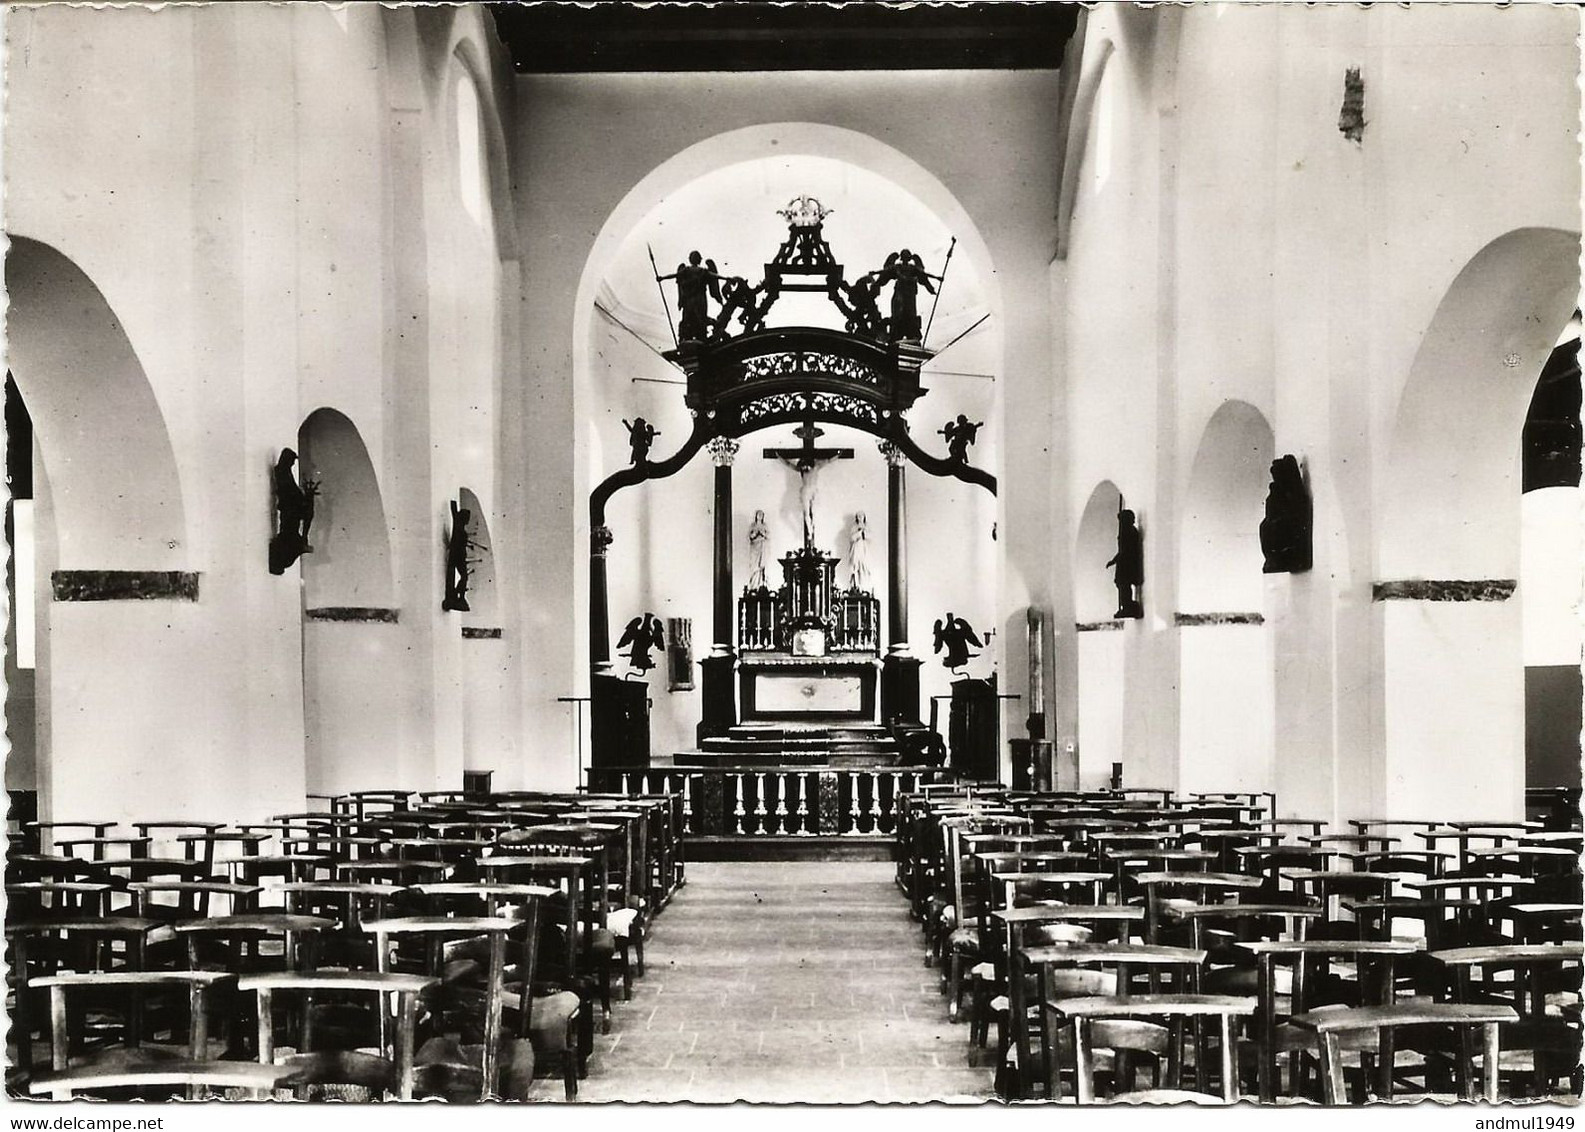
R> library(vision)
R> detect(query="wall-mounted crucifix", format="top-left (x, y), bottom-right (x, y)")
top-left (763, 420), bottom-right (853, 549)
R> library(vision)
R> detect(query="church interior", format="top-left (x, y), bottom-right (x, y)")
top-left (3, 0), bottom-right (1581, 1107)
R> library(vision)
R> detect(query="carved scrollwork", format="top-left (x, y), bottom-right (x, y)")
top-left (737, 390), bottom-right (882, 431)
top-left (730, 351), bottom-right (883, 388)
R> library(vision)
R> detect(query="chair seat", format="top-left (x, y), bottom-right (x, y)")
top-left (414, 1035), bottom-right (537, 1101)
top-left (1203, 966), bottom-right (1259, 996)
top-left (274, 1049), bottom-right (396, 1101)
top-left (607, 907), bottom-right (639, 940)
top-left (948, 926), bottom-right (979, 954)
top-left (971, 961), bottom-right (996, 981)
top-left (524, 991), bottom-right (580, 1053)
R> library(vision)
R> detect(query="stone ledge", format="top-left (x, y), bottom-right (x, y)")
top-left (1074, 620), bottom-right (1125, 633)
top-left (51, 570), bottom-right (199, 602)
top-left (1372, 579), bottom-right (1516, 603)
top-left (1173, 611), bottom-right (1265, 627)
top-left (462, 626), bottom-right (504, 639)
top-left (304, 606), bottom-right (400, 623)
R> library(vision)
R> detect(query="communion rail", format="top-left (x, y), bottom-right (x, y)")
top-left (585, 765), bottom-right (953, 842)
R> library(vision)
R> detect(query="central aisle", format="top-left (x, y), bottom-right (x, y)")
top-left (567, 861), bottom-right (995, 1103)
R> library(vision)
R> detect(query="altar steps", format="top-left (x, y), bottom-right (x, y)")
top-left (671, 724), bottom-right (902, 768)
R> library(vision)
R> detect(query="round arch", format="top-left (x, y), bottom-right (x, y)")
top-left (1381, 226), bottom-right (1581, 580)
top-left (1072, 479), bottom-right (1127, 790)
top-left (298, 407), bottom-right (395, 608)
top-left (1376, 226), bottom-right (1581, 822)
top-left (5, 236), bottom-right (188, 568)
top-left (1179, 400), bottom-right (1274, 614)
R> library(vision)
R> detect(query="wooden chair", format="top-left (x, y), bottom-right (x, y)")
top-left (1238, 938), bottom-right (1421, 1101)
top-left (5, 917), bottom-right (160, 1080)
top-left (1289, 1002), bottom-right (1517, 1103)
top-left (237, 970), bottom-right (436, 1100)
top-left (1046, 994), bottom-right (1257, 1103)
top-left (1431, 942), bottom-right (1583, 1098)
top-left (29, 970), bottom-right (233, 1096)
top-left (1029, 944), bottom-right (1207, 1100)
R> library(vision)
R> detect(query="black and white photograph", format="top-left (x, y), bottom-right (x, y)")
top-left (1, 0), bottom-right (1581, 1114)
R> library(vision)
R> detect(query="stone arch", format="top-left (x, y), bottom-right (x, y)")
top-left (5, 236), bottom-right (187, 568)
top-left (1381, 227), bottom-right (1580, 581)
top-left (1177, 400), bottom-right (1276, 796)
top-left (1073, 480), bottom-right (1126, 789)
top-left (297, 407), bottom-right (395, 609)
top-left (1179, 400), bottom-right (1274, 613)
top-left (1376, 226), bottom-right (1581, 821)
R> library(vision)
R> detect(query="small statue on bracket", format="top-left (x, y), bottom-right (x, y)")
top-left (442, 498), bottom-right (482, 613)
top-left (838, 270), bottom-right (887, 339)
top-left (1106, 502), bottom-right (1145, 619)
top-left (839, 511), bottom-right (872, 592)
top-left (623, 417), bottom-right (660, 466)
top-left (1260, 454), bottom-right (1313, 574)
top-left (268, 447), bottom-right (318, 576)
top-left (933, 611), bottom-right (983, 673)
top-left (939, 414), bottom-right (983, 464)
top-left (616, 613), bottom-right (665, 678)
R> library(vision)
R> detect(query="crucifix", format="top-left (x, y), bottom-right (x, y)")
top-left (762, 420), bottom-right (853, 548)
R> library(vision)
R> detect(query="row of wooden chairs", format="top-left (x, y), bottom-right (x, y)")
top-left (6, 785), bottom-right (688, 1102)
top-left (895, 784), bottom-right (1581, 1104)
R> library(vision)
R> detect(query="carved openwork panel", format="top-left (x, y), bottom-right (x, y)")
top-left (735, 390), bottom-right (883, 432)
top-left (729, 351), bottom-right (884, 389)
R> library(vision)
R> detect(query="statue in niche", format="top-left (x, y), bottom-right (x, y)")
top-left (939, 414), bottom-right (984, 464)
top-left (659, 251), bottom-right (722, 342)
top-left (839, 511), bottom-right (872, 592)
top-left (268, 447), bottom-right (318, 576)
top-left (745, 509), bottom-right (771, 590)
top-left (933, 611), bottom-right (983, 673)
top-left (879, 249), bottom-right (937, 341)
top-left (442, 499), bottom-right (481, 613)
top-left (617, 613), bottom-right (665, 677)
top-left (1260, 454), bottom-right (1314, 574)
top-left (623, 417), bottom-right (659, 466)
top-left (1106, 504), bottom-right (1145, 619)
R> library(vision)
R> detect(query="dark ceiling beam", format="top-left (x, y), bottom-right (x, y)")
top-left (488, 2), bottom-right (1081, 73)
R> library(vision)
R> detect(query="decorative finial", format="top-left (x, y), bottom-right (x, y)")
top-left (776, 195), bottom-right (832, 229)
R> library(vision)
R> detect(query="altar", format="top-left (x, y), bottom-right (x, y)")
top-left (739, 654), bottom-right (879, 723)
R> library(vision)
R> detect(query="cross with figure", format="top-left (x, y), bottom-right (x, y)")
top-left (763, 420), bottom-right (853, 549)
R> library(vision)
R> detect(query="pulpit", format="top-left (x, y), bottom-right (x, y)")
top-left (948, 674), bottom-right (1000, 781)
top-left (591, 674), bottom-right (651, 769)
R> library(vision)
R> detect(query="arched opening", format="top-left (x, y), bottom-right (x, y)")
top-left (298, 407), bottom-right (401, 796)
top-left (1377, 227), bottom-right (1581, 820)
top-left (574, 134), bottom-right (1002, 769)
top-left (1177, 401), bottom-right (1275, 796)
top-left (4, 237), bottom-right (197, 824)
top-left (458, 487), bottom-right (511, 780)
top-left (1074, 480), bottom-right (1126, 789)
top-left (1520, 327), bottom-right (1582, 792)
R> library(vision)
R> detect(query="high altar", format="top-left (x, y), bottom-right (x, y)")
top-left (737, 544), bottom-right (881, 724)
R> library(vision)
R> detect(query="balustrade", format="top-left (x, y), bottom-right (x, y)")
top-left (586, 765), bottom-right (946, 841)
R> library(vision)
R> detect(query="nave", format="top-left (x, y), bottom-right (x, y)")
top-left (566, 862), bottom-right (992, 1103)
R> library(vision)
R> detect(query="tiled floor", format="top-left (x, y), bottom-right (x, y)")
top-left (540, 861), bottom-right (996, 1103)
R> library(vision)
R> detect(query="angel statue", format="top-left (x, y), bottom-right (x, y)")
top-left (933, 611), bottom-right (983, 673)
top-left (839, 511), bottom-right (872, 592)
top-left (746, 509), bottom-right (771, 590)
top-left (616, 613), bottom-right (665, 678)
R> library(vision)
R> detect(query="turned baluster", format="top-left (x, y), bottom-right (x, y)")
top-left (774, 773), bottom-right (790, 835)
top-left (732, 774), bottom-right (747, 835)
top-left (847, 773), bottom-right (863, 836)
top-left (754, 773), bottom-right (770, 835)
top-left (867, 772), bottom-right (884, 833)
top-left (681, 776), bottom-right (694, 835)
top-left (795, 775), bottom-right (810, 835)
